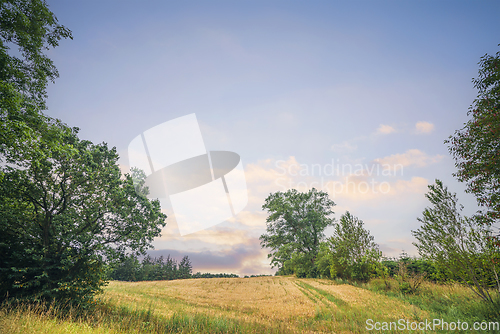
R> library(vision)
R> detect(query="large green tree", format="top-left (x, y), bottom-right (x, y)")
top-left (0, 121), bottom-right (167, 303)
top-left (446, 46), bottom-right (500, 237)
top-left (0, 1), bottom-right (167, 305)
top-left (0, 0), bottom-right (71, 108)
top-left (412, 180), bottom-right (500, 305)
top-left (327, 211), bottom-right (381, 282)
top-left (260, 188), bottom-right (335, 277)
top-left (0, 0), bottom-right (72, 161)
top-left (1, 0), bottom-right (72, 183)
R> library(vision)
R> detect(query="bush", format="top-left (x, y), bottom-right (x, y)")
top-left (328, 212), bottom-right (382, 282)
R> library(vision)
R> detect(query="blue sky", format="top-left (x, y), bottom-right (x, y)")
top-left (45, 0), bottom-right (500, 275)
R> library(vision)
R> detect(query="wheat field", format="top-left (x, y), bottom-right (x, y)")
top-left (8, 276), bottom-right (489, 333)
top-left (101, 276), bottom-right (427, 333)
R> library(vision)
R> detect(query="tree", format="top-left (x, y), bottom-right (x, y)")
top-left (108, 254), bottom-right (141, 282)
top-left (327, 211), bottom-right (381, 282)
top-left (0, 121), bottom-right (167, 304)
top-left (0, 1), bottom-right (167, 305)
top-left (178, 256), bottom-right (192, 279)
top-left (446, 46), bottom-right (500, 237)
top-left (313, 241), bottom-right (333, 278)
top-left (161, 255), bottom-right (178, 280)
top-left (260, 188), bottom-right (335, 277)
top-left (142, 255), bottom-right (156, 281)
top-left (1, 0), bottom-right (72, 164)
top-left (412, 180), bottom-right (500, 305)
top-left (0, 0), bottom-right (72, 109)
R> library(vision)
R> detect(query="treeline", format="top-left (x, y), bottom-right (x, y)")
top-left (192, 272), bottom-right (239, 278)
top-left (260, 47), bottom-right (500, 309)
top-left (0, 0), bottom-right (168, 306)
top-left (271, 208), bottom-right (499, 288)
top-left (379, 253), bottom-right (476, 284)
top-left (108, 255), bottom-right (241, 281)
top-left (108, 255), bottom-right (192, 281)
top-left (261, 187), bottom-right (500, 308)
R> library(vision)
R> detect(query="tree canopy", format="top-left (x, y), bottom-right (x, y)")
top-left (0, 0), bottom-right (72, 175)
top-left (0, 120), bottom-right (167, 303)
top-left (0, 0), bottom-right (72, 109)
top-left (0, 0), bottom-right (167, 305)
top-left (109, 254), bottom-right (192, 282)
top-left (446, 46), bottom-right (500, 234)
top-left (412, 180), bottom-right (500, 304)
top-left (260, 188), bottom-right (335, 277)
top-left (327, 211), bottom-right (381, 282)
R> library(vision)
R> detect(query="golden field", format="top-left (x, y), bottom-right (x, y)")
top-left (102, 276), bottom-right (430, 333)
top-left (0, 276), bottom-right (442, 333)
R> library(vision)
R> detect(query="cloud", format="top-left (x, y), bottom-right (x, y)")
top-left (415, 121), bottom-right (434, 134)
top-left (228, 210), bottom-right (267, 228)
top-left (390, 176), bottom-right (429, 195)
top-left (157, 223), bottom-right (256, 247)
top-left (199, 121), bottom-right (230, 146)
top-left (324, 175), bottom-right (429, 202)
top-left (146, 239), bottom-right (276, 276)
top-left (244, 157), bottom-right (296, 184)
top-left (331, 141), bottom-right (357, 153)
top-left (376, 124), bottom-right (396, 135)
top-left (373, 149), bottom-right (443, 172)
top-left (244, 156), bottom-right (433, 203)
top-left (148, 155), bottom-right (434, 274)
top-left (382, 237), bottom-right (420, 256)
top-left (243, 156), bottom-right (299, 206)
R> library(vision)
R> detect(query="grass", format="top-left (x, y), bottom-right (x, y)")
top-left (364, 278), bottom-right (500, 325)
top-left (1, 276), bottom-right (498, 333)
top-left (0, 298), bottom-right (277, 334)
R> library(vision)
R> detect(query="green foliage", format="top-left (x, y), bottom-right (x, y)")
top-left (178, 255), bottom-right (193, 279)
top-left (0, 0), bottom-right (72, 109)
top-left (260, 188), bottom-right (335, 278)
top-left (394, 258), bottom-right (452, 283)
top-left (0, 0), bottom-right (72, 174)
top-left (315, 242), bottom-right (333, 279)
top-left (396, 260), bottom-right (425, 294)
top-left (0, 117), bottom-right (167, 304)
top-left (109, 254), bottom-right (193, 281)
top-left (446, 46), bottom-right (500, 233)
top-left (159, 255), bottom-right (178, 281)
top-left (327, 211), bottom-right (382, 282)
top-left (365, 278), bottom-right (500, 324)
top-left (0, 0), bottom-right (72, 160)
top-left (273, 263), bottom-right (294, 276)
top-left (108, 254), bottom-right (237, 281)
top-left (412, 180), bottom-right (500, 306)
top-left (191, 272), bottom-right (239, 278)
top-left (130, 167), bottom-right (149, 197)
top-left (0, 1), bottom-right (166, 303)
top-left (283, 251), bottom-right (318, 278)
top-left (108, 255), bottom-right (142, 282)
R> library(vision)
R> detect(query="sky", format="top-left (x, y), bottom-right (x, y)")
top-left (44, 0), bottom-right (500, 276)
